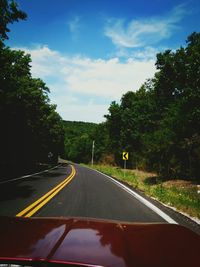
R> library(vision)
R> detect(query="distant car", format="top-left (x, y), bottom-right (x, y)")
top-left (0, 216), bottom-right (199, 267)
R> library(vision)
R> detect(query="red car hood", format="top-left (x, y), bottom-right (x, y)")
top-left (0, 216), bottom-right (199, 267)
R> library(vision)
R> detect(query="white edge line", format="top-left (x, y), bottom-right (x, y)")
top-left (89, 167), bottom-right (178, 224)
top-left (0, 165), bottom-right (60, 185)
top-left (151, 196), bottom-right (200, 225)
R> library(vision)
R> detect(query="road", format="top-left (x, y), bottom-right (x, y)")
top-left (0, 163), bottom-right (199, 233)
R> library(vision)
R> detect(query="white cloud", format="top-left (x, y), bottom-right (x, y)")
top-left (104, 4), bottom-right (187, 48)
top-left (115, 46), bottom-right (161, 60)
top-left (14, 45), bottom-right (156, 122)
top-left (64, 57), bottom-right (156, 98)
top-left (16, 45), bottom-right (64, 78)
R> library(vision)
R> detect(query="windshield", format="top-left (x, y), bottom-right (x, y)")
top-left (0, 1), bottom-right (200, 266)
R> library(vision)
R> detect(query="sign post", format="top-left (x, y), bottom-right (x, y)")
top-left (122, 152), bottom-right (128, 177)
top-left (91, 140), bottom-right (95, 166)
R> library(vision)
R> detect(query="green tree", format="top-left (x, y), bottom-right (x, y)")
top-left (104, 32), bottom-right (200, 179)
top-left (0, 47), bottom-right (64, 171)
top-left (63, 121), bottom-right (97, 163)
top-left (0, 1), bottom-right (64, 178)
top-left (91, 122), bottom-right (110, 163)
top-left (104, 101), bottom-right (122, 164)
top-left (0, 0), bottom-right (27, 46)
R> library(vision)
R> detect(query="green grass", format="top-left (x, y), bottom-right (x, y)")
top-left (87, 164), bottom-right (200, 220)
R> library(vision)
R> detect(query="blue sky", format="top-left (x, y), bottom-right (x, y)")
top-left (6, 0), bottom-right (200, 122)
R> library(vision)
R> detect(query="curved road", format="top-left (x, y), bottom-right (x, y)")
top-left (0, 163), bottom-right (199, 234)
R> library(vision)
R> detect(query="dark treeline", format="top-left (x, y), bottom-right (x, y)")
top-left (63, 33), bottom-right (200, 180)
top-left (63, 121), bottom-right (111, 164)
top-left (1, 1), bottom-right (199, 181)
top-left (63, 121), bottom-right (96, 163)
top-left (0, 1), bottom-right (64, 178)
top-left (105, 32), bottom-right (200, 179)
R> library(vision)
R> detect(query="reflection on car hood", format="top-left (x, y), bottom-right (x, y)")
top-left (0, 216), bottom-right (199, 267)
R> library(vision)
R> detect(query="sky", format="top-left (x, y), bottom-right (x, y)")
top-left (6, 0), bottom-right (200, 123)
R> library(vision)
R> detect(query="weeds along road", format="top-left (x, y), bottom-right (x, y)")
top-left (0, 163), bottom-right (199, 234)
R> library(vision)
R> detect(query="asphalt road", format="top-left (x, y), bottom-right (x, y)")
top-left (0, 163), bottom-right (199, 234)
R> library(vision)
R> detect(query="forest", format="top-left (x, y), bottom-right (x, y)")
top-left (1, 1), bottom-right (200, 181)
top-left (0, 1), bottom-right (64, 178)
top-left (63, 121), bottom-right (96, 163)
top-left (104, 32), bottom-right (200, 179)
top-left (63, 32), bottom-right (200, 180)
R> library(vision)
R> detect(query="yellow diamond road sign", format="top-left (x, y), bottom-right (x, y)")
top-left (122, 152), bottom-right (129, 160)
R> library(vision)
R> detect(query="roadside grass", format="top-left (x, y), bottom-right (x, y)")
top-left (87, 164), bottom-right (200, 220)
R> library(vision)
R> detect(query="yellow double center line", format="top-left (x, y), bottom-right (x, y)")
top-left (16, 165), bottom-right (76, 218)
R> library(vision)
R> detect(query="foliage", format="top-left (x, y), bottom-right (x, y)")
top-left (0, 0), bottom-right (27, 46)
top-left (104, 32), bottom-right (200, 180)
top-left (66, 33), bottom-right (200, 180)
top-left (0, 47), bottom-right (64, 170)
top-left (63, 121), bottom-right (111, 164)
top-left (89, 122), bottom-right (111, 163)
top-left (104, 101), bottom-right (123, 165)
top-left (63, 121), bottom-right (97, 163)
top-left (0, 0), bottom-right (64, 178)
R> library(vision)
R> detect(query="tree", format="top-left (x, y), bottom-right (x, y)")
top-left (104, 32), bottom-right (200, 179)
top-left (0, 1), bottom-right (64, 178)
top-left (0, 47), bottom-right (64, 171)
top-left (0, 0), bottom-right (27, 46)
top-left (104, 101), bottom-right (122, 165)
top-left (63, 121), bottom-right (97, 163)
top-left (91, 122), bottom-right (110, 163)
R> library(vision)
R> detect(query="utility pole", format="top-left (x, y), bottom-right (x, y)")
top-left (91, 140), bottom-right (95, 166)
